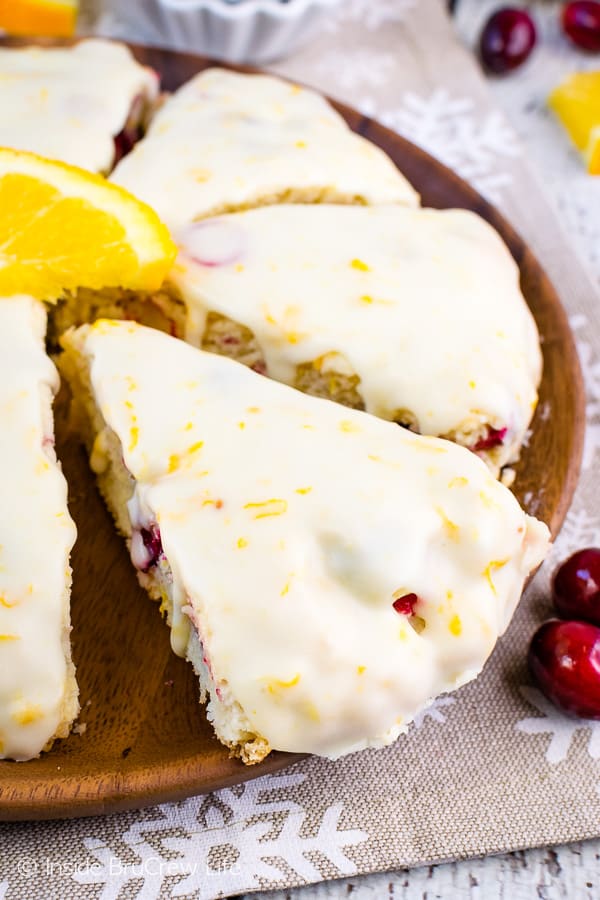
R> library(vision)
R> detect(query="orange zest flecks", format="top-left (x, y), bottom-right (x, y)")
top-left (436, 507), bottom-right (460, 542)
top-left (266, 673), bottom-right (301, 695)
top-left (200, 496), bottom-right (223, 509)
top-left (280, 573), bottom-right (296, 597)
top-left (483, 559), bottom-right (509, 595)
top-left (128, 425), bottom-right (139, 453)
top-left (244, 498), bottom-right (288, 519)
top-left (449, 614), bottom-right (462, 637)
top-left (12, 704), bottom-right (43, 725)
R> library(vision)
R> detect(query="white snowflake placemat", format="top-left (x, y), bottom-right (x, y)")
top-left (3, 1), bottom-right (600, 898)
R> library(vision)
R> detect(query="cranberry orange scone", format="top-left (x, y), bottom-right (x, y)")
top-left (0, 297), bottom-right (78, 761)
top-left (111, 67), bottom-right (418, 233)
top-left (167, 205), bottom-right (542, 476)
top-left (0, 39), bottom-right (159, 173)
top-left (61, 319), bottom-right (549, 763)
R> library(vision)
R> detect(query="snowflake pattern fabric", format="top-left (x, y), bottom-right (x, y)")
top-left (323, 0), bottom-right (418, 33)
top-left (361, 90), bottom-right (520, 205)
top-left (516, 688), bottom-right (600, 765)
top-left (73, 775), bottom-right (367, 900)
top-left (411, 696), bottom-right (456, 730)
top-left (2, 1), bottom-right (600, 899)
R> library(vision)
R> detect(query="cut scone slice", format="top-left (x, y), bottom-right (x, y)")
top-left (0, 39), bottom-right (159, 174)
top-left (61, 319), bottom-right (549, 764)
top-left (0, 149), bottom-right (177, 760)
top-left (111, 67), bottom-right (418, 233)
top-left (167, 204), bottom-right (542, 477)
top-left (0, 296), bottom-right (78, 761)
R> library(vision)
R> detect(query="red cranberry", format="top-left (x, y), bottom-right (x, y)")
top-left (528, 619), bottom-right (600, 718)
top-left (179, 220), bottom-right (245, 268)
top-left (479, 7), bottom-right (537, 74)
top-left (250, 360), bottom-right (267, 376)
top-left (562, 1), bottom-right (600, 51)
top-left (552, 548), bottom-right (600, 626)
top-left (393, 593), bottom-right (418, 615)
top-left (113, 128), bottom-right (137, 164)
top-left (141, 525), bottom-right (163, 570)
top-left (472, 426), bottom-right (507, 452)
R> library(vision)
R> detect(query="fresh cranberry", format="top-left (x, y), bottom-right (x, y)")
top-left (472, 426), bottom-right (508, 452)
top-left (393, 593), bottom-right (418, 615)
top-left (141, 525), bottom-right (163, 570)
top-left (528, 619), bottom-right (600, 718)
top-left (479, 8), bottom-right (537, 74)
top-left (562, 1), bottom-right (600, 51)
top-left (552, 548), bottom-right (600, 626)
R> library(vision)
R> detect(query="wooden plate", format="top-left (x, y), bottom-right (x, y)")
top-left (0, 42), bottom-right (585, 821)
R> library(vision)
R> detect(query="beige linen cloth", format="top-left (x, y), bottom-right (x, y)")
top-left (2, 1), bottom-right (600, 898)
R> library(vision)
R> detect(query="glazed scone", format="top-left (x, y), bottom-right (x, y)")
top-left (0, 296), bottom-right (78, 761)
top-left (111, 67), bottom-right (419, 233)
top-left (166, 205), bottom-right (542, 476)
top-left (0, 39), bottom-right (159, 173)
top-left (61, 319), bottom-right (549, 763)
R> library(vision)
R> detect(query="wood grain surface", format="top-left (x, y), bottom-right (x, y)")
top-left (0, 41), bottom-right (585, 822)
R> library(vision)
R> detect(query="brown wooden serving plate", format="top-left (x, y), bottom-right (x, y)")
top-left (0, 40), bottom-right (585, 821)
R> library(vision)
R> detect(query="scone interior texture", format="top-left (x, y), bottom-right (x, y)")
top-left (111, 67), bottom-right (419, 232)
top-left (62, 319), bottom-right (549, 764)
top-left (166, 204), bottom-right (542, 476)
top-left (0, 39), bottom-right (159, 173)
top-left (0, 297), bottom-right (78, 761)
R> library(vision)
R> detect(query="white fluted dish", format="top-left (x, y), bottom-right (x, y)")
top-left (94, 0), bottom-right (343, 64)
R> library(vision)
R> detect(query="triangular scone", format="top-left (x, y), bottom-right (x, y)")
top-left (62, 320), bottom-right (549, 763)
top-left (0, 297), bottom-right (78, 761)
top-left (0, 39), bottom-right (159, 174)
top-left (167, 205), bottom-right (542, 476)
top-left (111, 68), bottom-right (419, 233)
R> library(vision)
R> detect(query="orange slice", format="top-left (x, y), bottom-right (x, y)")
top-left (549, 71), bottom-right (600, 175)
top-left (0, 0), bottom-right (77, 37)
top-left (0, 148), bottom-right (177, 300)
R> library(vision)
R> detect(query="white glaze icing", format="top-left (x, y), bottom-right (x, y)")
top-left (0, 39), bottom-right (159, 173)
top-left (0, 296), bottom-right (77, 761)
top-left (73, 319), bottom-right (549, 759)
top-left (111, 67), bottom-right (419, 232)
top-left (172, 204), bottom-right (542, 452)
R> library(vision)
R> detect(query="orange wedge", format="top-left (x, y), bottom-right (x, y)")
top-left (0, 0), bottom-right (77, 37)
top-left (549, 71), bottom-right (600, 175)
top-left (0, 148), bottom-right (177, 301)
